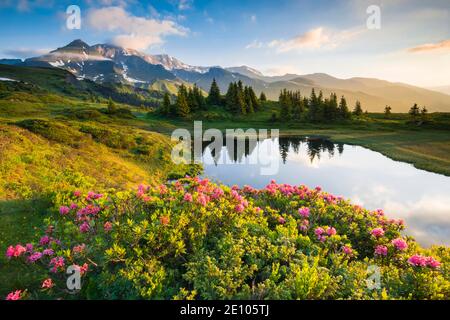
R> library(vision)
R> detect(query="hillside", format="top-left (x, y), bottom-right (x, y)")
top-left (5, 39), bottom-right (450, 112)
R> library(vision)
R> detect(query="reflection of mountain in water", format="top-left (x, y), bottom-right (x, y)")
top-left (200, 136), bottom-right (344, 165)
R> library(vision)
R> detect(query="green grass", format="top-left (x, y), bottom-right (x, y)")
top-left (0, 65), bottom-right (449, 296)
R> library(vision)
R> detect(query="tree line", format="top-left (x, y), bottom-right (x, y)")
top-left (276, 88), bottom-right (364, 122)
top-left (160, 79), bottom-right (266, 118)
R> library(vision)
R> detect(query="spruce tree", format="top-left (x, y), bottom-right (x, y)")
top-left (162, 92), bottom-right (171, 116)
top-left (260, 92), bottom-right (267, 102)
top-left (353, 100), bottom-right (363, 116)
top-left (384, 105), bottom-right (392, 118)
top-left (176, 85), bottom-right (190, 117)
top-left (207, 78), bottom-right (221, 106)
top-left (409, 103), bottom-right (420, 120)
top-left (338, 96), bottom-right (351, 119)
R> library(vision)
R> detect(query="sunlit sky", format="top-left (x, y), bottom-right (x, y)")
top-left (0, 0), bottom-right (449, 87)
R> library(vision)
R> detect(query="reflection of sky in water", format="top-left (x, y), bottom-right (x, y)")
top-left (202, 138), bottom-right (450, 247)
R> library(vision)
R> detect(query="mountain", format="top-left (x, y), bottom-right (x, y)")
top-left (0, 59), bottom-right (23, 66)
top-left (429, 86), bottom-right (450, 96)
top-left (8, 39), bottom-right (450, 112)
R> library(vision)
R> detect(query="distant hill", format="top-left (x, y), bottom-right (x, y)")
top-left (429, 86), bottom-right (450, 96)
top-left (3, 39), bottom-right (450, 112)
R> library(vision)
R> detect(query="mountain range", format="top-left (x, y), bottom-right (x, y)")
top-left (2, 39), bottom-right (450, 112)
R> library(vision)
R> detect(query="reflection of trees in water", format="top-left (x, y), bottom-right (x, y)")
top-left (279, 137), bottom-right (342, 163)
top-left (202, 136), bottom-right (258, 164)
top-left (201, 135), bottom-right (344, 165)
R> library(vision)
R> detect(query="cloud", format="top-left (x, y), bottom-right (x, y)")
top-left (250, 15), bottom-right (257, 23)
top-left (268, 27), bottom-right (364, 53)
top-left (86, 6), bottom-right (188, 51)
top-left (245, 40), bottom-right (263, 49)
top-left (2, 48), bottom-right (50, 58)
top-left (177, 0), bottom-right (193, 10)
top-left (0, 0), bottom-right (54, 11)
top-left (408, 39), bottom-right (450, 53)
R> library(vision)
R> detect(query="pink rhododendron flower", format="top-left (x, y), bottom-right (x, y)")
top-left (326, 227), bottom-right (337, 236)
top-left (42, 278), bottom-right (54, 289)
top-left (70, 203), bottom-right (78, 210)
top-left (183, 193), bottom-right (193, 202)
top-left (25, 243), bottom-right (33, 252)
top-left (278, 217), bottom-right (286, 224)
top-left (79, 222), bottom-right (90, 233)
top-left (40, 236), bottom-right (50, 246)
top-left (59, 206), bottom-right (70, 215)
top-left (425, 256), bottom-right (441, 269)
top-left (375, 245), bottom-right (388, 256)
top-left (408, 254), bottom-right (427, 267)
top-left (370, 228), bottom-right (385, 237)
top-left (6, 245), bottom-right (27, 258)
top-left (298, 207), bottom-right (310, 218)
top-left (391, 238), bottom-right (408, 251)
top-left (6, 290), bottom-right (22, 301)
top-left (74, 263), bottom-right (89, 276)
top-left (342, 245), bottom-right (353, 255)
top-left (315, 227), bottom-right (324, 236)
top-left (42, 249), bottom-right (54, 256)
top-left (197, 193), bottom-right (209, 206)
top-left (28, 252), bottom-right (43, 263)
top-left (73, 190), bottom-right (81, 197)
top-left (49, 257), bottom-right (65, 273)
top-left (104, 221), bottom-right (112, 232)
top-left (73, 244), bottom-right (86, 254)
top-left (6, 246), bottom-right (15, 259)
top-left (235, 204), bottom-right (245, 213)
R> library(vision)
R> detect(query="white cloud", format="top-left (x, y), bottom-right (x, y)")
top-left (86, 6), bottom-right (188, 51)
top-left (408, 39), bottom-right (450, 53)
top-left (0, 0), bottom-right (53, 11)
top-left (178, 0), bottom-right (193, 10)
top-left (268, 27), bottom-right (365, 53)
top-left (245, 40), bottom-right (263, 49)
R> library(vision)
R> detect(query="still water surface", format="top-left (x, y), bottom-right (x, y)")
top-left (201, 137), bottom-right (450, 247)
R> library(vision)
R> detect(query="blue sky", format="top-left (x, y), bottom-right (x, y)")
top-left (0, 0), bottom-right (449, 86)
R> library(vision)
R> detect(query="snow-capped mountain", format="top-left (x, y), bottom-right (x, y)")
top-left (10, 39), bottom-right (450, 112)
top-left (24, 40), bottom-right (210, 83)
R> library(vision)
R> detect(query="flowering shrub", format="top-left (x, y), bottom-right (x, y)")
top-left (4, 178), bottom-right (449, 300)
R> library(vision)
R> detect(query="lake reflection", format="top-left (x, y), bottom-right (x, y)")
top-left (201, 137), bottom-right (450, 247)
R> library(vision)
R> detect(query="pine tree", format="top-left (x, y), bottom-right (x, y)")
top-left (338, 96), bottom-right (351, 119)
top-left (207, 78), bottom-right (221, 106)
top-left (193, 85), bottom-right (207, 110)
top-left (187, 88), bottom-right (199, 112)
top-left (384, 105), bottom-right (392, 118)
top-left (421, 106), bottom-right (428, 121)
top-left (279, 89), bottom-right (292, 121)
top-left (162, 92), bottom-right (171, 115)
top-left (353, 100), bottom-right (363, 116)
top-left (409, 103), bottom-right (420, 119)
top-left (260, 92), bottom-right (267, 102)
top-left (176, 85), bottom-right (190, 117)
top-left (308, 89), bottom-right (320, 121)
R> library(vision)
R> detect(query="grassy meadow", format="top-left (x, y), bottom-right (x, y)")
top-left (0, 65), bottom-right (449, 299)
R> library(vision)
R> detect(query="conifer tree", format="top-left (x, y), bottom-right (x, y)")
top-left (260, 92), bottom-right (267, 102)
top-left (176, 84), bottom-right (190, 117)
top-left (162, 92), bottom-right (171, 115)
top-left (338, 95), bottom-right (351, 119)
top-left (353, 100), bottom-right (363, 116)
top-left (384, 105), bottom-right (392, 118)
top-left (207, 78), bottom-right (221, 106)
